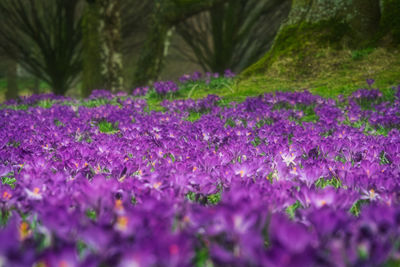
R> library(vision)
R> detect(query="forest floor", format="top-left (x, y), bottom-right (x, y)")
top-left (0, 47), bottom-right (399, 105)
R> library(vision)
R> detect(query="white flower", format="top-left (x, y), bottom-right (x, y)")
top-left (281, 152), bottom-right (296, 166)
top-left (361, 188), bottom-right (379, 201)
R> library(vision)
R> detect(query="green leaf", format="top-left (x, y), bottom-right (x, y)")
top-left (315, 177), bottom-right (342, 189)
top-left (349, 199), bottom-right (369, 216)
top-left (85, 209), bottom-right (97, 221)
top-left (286, 200), bottom-right (301, 219)
top-left (1, 173), bottom-right (17, 189)
top-left (207, 191), bottom-right (221, 205)
top-left (0, 209), bottom-right (11, 226)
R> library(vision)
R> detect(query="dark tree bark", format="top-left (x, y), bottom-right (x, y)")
top-left (133, 0), bottom-right (229, 86)
top-left (5, 59), bottom-right (18, 100)
top-left (175, 0), bottom-right (290, 73)
top-left (98, 0), bottom-right (123, 93)
top-left (82, 0), bottom-right (103, 97)
top-left (81, 0), bottom-right (150, 96)
top-left (0, 0), bottom-right (83, 95)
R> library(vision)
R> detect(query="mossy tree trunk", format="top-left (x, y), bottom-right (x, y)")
top-left (244, 0), bottom-right (400, 76)
top-left (82, 0), bottom-right (123, 94)
top-left (82, 0), bottom-right (103, 97)
top-left (133, 0), bottom-right (228, 86)
top-left (5, 58), bottom-right (18, 100)
top-left (98, 0), bottom-right (123, 93)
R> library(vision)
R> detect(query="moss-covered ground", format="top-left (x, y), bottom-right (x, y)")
top-left (1, 46), bottom-right (400, 110)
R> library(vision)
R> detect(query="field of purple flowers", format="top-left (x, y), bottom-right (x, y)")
top-left (1, 77), bottom-right (400, 266)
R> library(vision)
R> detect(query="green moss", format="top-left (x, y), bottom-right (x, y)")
top-left (242, 19), bottom-right (353, 77)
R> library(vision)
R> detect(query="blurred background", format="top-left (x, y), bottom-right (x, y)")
top-left (0, 0), bottom-right (399, 101)
top-left (0, 0), bottom-right (290, 100)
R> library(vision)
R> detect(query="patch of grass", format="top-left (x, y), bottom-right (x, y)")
top-left (351, 48), bottom-right (374, 60)
top-left (235, 48), bottom-right (400, 100)
top-left (185, 111), bottom-right (203, 122)
top-left (98, 120), bottom-right (119, 134)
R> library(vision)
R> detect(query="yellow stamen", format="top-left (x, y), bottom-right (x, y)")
top-left (33, 187), bottom-right (40, 195)
top-left (153, 182), bottom-right (162, 189)
top-left (3, 191), bottom-right (11, 200)
top-left (19, 221), bottom-right (31, 240)
top-left (115, 199), bottom-right (124, 211)
top-left (369, 189), bottom-right (375, 198)
top-left (116, 216), bottom-right (128, 230)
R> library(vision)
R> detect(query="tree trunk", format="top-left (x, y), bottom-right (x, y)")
top-left (82, 0), bottom-right (104, 97)
top-left (5, 59), bottom-right (18, 100)
top-left (133, 1), bottom-right (168, 86)
top-left (243, 0), bottom-right (399, 76)
top-left (133, 0), bottom-right (228, 86)
top-left (98, 0), bottom-right (123, 93)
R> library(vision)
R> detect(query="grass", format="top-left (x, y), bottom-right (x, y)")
top-left (1, 47), bottom-right (399, 110)
top-left (237, 47), bottom-right (400, 100)
top-left (144, 47), bottom-right (400, 110)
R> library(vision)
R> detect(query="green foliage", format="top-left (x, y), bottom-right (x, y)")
top-left (256, 118), bottom-right (274, 128)
top-left (1, 172), bottom-right (17, 189)
top-left (86, 209), bottom-right (97, 221)
top-left (186, 191), bottom-right (197, 202)
top-left (349, 199), bottom-right (369, 216)
top-left (0, 209), bottom-right (11, 226)
top-left (193, 245), bottom-right (212, 267)
top-left (315, 176), bottom-right (342, 189)
top-left (186, 190), bottom-right (222, 205)
top-left (380, 151), bottom-right (391, 165)
top-left (37, 99), bottom-right (54, 108)
top-left (7, 140), bottom-right (20, 148)
top-left (185, 112), bottom-right (203, 122)
top-left (251, 136), bottom-right (262, 147)
top-left (286, 200), bottom-right (301, 219)
top-left (351, 48), bottom-right (374, 60)
top-left (207, 191), bottom-right (221, 205)
top-left (98, 120), bottom-right (119, 134)
top-left (224, 117), bottom-right (236, 128)
top-left (131, 196), bottom-right (137, 205)
top-left (54, 119), bottom-right (64, 127)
